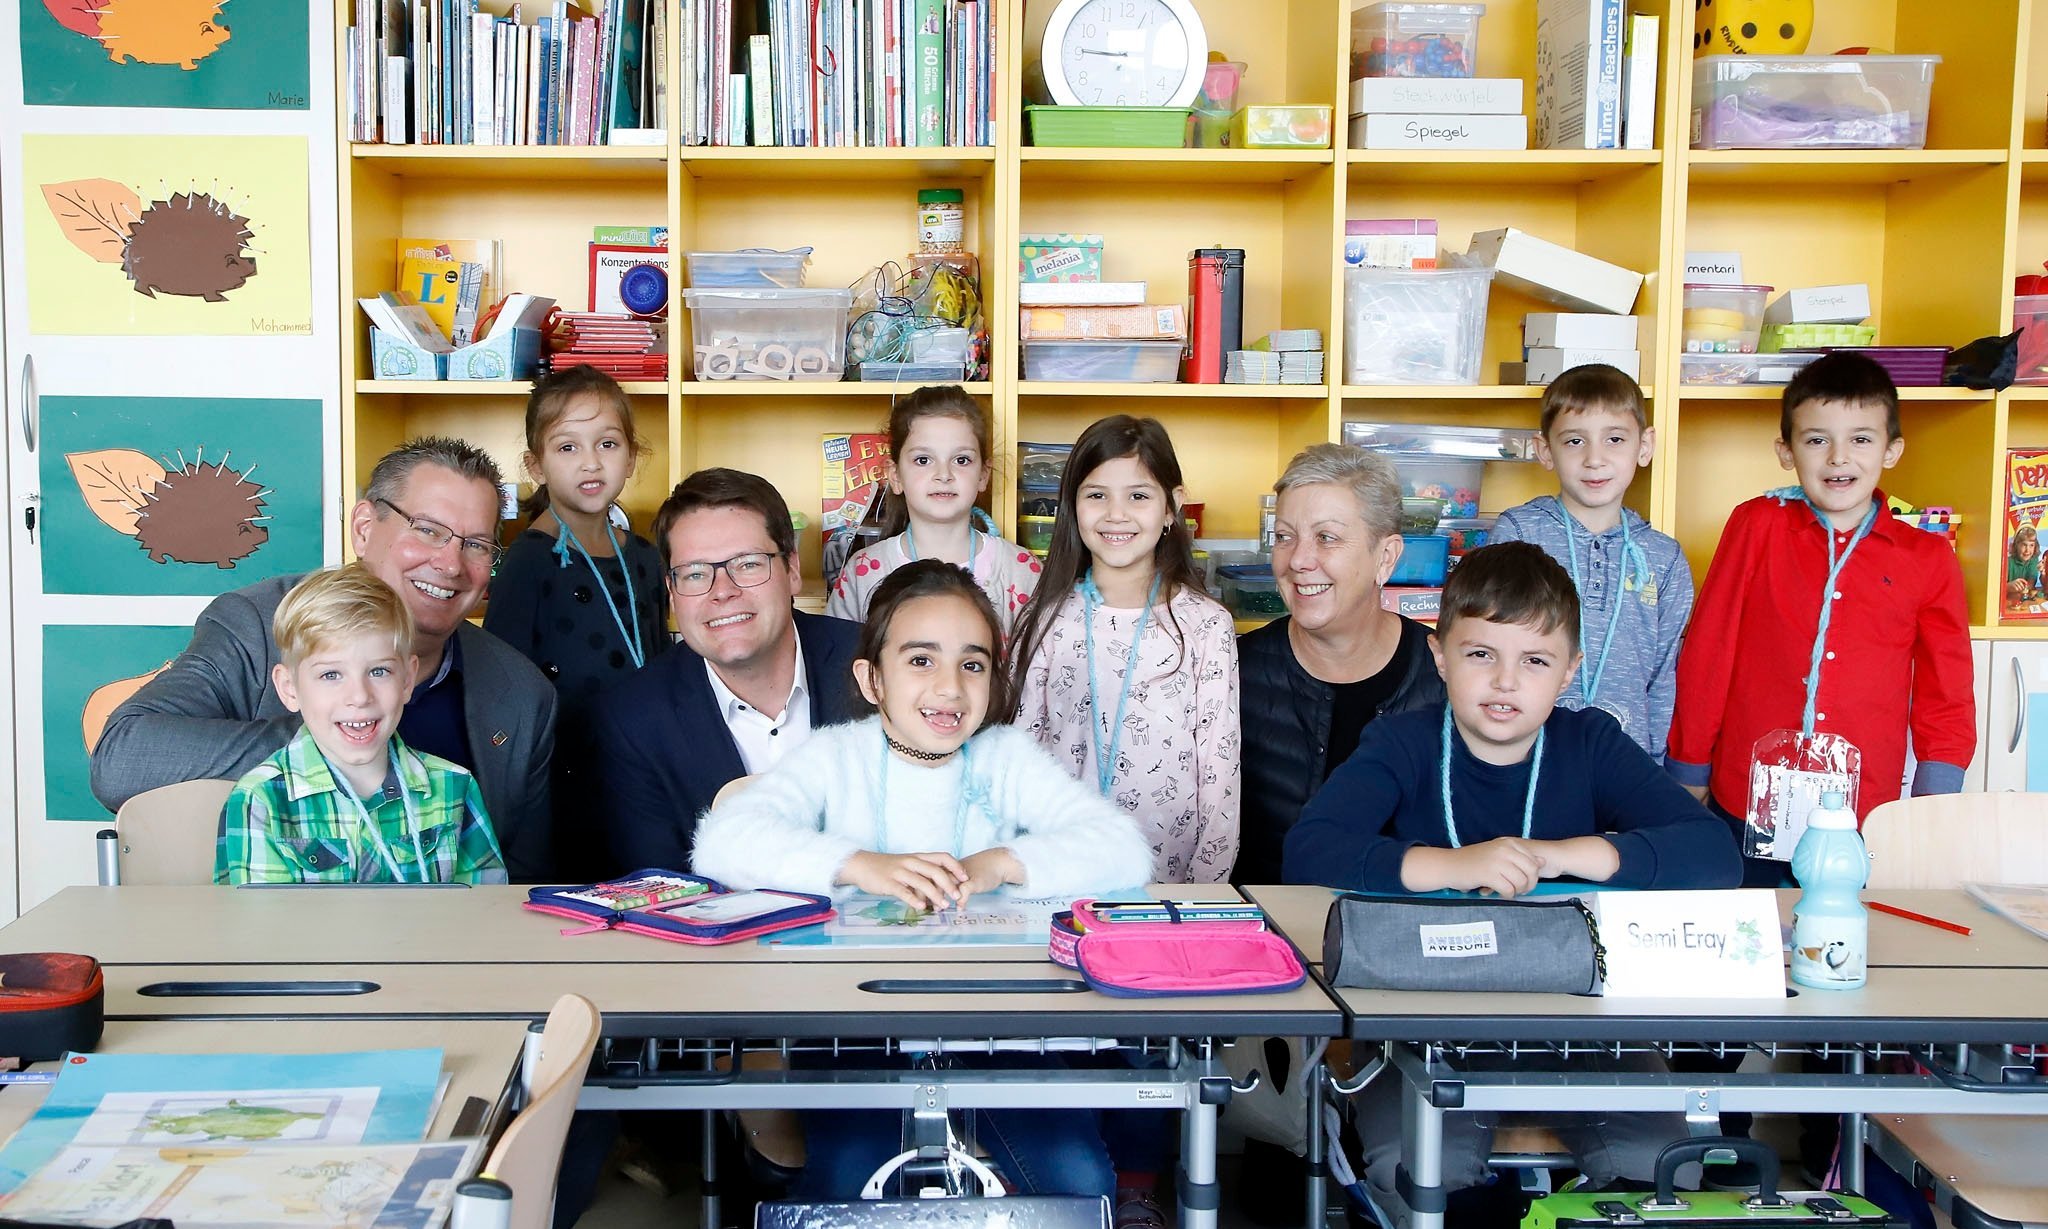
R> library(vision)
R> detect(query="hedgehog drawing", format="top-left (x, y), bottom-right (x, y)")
top-left (42, 179), bottom-right (257, 302)
top-left (66, 446), bottom-right (271, 568)
top-left (40, 0), bottom-right (232, 70)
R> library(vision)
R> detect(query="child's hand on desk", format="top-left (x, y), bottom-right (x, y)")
top-left (1527, 836), bottom-right (1621, 884)
top-left (839, 850), bottom-right (969, 910)
top-left (1402, 839), bottom-right (1548, 897)
top-left (958, 848), bottom-right (1023, 897)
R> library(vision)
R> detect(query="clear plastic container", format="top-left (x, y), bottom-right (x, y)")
top-left (1389, 534), bottom-right (1452, 586)
top-left (1343, 266), bottom-right (1496, 385)
top-left (1350, 3), bottom-right (1485, 78)
top-left (1198, 60), bottom-right (1247, 112)
top-left (684, 249), bottom-right (812, 289)
top-left (1683, 283), bottom-right (1772, 354)
top-left (1230, 105), bottom-right (1333, 149)
top-left (1022, 339), bottom-right (1184, 382)
top-left (1219, 564), bottom-right (1287, 618)
top-left (1690, 54), bottom-right (1941, 150)
top-left (1340, 420), bottom-right (1539, 461)
top-left (1679, 351), bottom-right (1822, 385)
top-left (1017, 441), bottom-right (1072, 491)
top-left (682, 287), bottom-right (851, 381)
top-left (1018, 514), bottom-right (1057, 553)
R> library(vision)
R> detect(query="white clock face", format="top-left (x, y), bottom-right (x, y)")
top-left (1057, 0), bottom-right (1194, 107)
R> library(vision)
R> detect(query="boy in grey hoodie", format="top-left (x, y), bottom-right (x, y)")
top-left (1491, 364), bottom-right (1694, 756)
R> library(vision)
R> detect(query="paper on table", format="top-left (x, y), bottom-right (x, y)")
top-left (765, 892), bottom-right (1073, 949)
top-left (1964, 882), bottom-right (2048, 942)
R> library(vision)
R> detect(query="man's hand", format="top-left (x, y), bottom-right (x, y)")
top-left (837, 850), bottom-right (968, 910)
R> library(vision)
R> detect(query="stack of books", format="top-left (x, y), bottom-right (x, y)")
top-left (549, 312), bottom-right (667, 379)
top-left (1347, 77), bottom-right (1527, 151)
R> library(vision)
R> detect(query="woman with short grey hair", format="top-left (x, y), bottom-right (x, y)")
top-left (1233, 443), bottom-right (1446, 886)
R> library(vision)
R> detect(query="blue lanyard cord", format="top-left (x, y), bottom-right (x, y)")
top-left (1080, 574), bottom-right (1164, 797)
top-left (1783, 494), bottom-right (1879, 735)
top-left (1561, 510), bottom-right (1644, 705)
top-left (553, 517), bottom-right (646, 669)
top-left (1439, 706), bottom-right (1545, 848)
top-left (904, 523), bottom-right (982, 576)
top-left (327, 746), bottom-right (424, 882)
top-left (872, 728), bottom-right (984, 858)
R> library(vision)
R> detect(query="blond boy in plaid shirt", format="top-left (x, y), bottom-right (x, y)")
top-left (215, 565), bottom-right (506, 885)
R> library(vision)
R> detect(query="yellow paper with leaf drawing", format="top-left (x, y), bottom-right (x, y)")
top-left (22, 134), bottom-right (311, 336)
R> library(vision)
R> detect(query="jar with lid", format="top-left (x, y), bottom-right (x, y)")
top-left (917, 188), bottom-right (965, 254)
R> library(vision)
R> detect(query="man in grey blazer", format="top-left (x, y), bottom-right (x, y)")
top-left (89, 437), bottom-right (559, 882)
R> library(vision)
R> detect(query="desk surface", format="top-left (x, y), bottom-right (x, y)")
top-left (1246, 885), bottom-right (2048, 972)
top-left (0, 1019), bottom-right (529, 1143)
top-left (95, 960), bottom-right (1343, 1038)
top-left (0, 885), bottom-right (1243, 967)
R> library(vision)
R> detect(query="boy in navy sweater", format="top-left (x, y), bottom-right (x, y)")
top-left (1284, 542), bottom-right (1739, 1227)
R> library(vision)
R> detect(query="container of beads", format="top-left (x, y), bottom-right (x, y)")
top-left (1351, 3), bottom-right (1485, 78)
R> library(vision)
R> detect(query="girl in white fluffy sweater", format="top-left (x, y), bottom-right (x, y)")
top-left (693, 558), bottom-right (1153, 908)
top-left (691, 559), bottom-right (1149, 1201)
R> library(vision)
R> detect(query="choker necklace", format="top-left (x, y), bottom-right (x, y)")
top-left (884, 732), bottom-right (956, 763)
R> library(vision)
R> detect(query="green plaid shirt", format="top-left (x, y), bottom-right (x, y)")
top-left (215, 726), bottom-right (507, 885)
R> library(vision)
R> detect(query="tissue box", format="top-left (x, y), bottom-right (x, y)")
top-left (370, 327), bottom-right (448, 380)
top-left (448, 327), bottom-right (546, 381)
top-left (1019, 234), bottom-right (1104, 283)
top-left (1466, 227), bottom-right (1644, 315)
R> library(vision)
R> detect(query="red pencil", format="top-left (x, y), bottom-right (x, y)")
top-left (1870, 900), bottom-right (1973, 936)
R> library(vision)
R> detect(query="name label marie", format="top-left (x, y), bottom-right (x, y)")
top-left (1418, 920), bottom-right (1498, 958)
top-left (1593, 889), bottom-right (1785, 999)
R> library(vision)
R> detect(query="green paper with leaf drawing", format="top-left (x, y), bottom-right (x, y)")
top-left (38, 395), bottom-right (322, 596)
top-left (43, 625), bottom-right (196, 821)
top-left (20, 0), bottom-right (309, 109)
top-left (23, 135), bottom-right (311, 335)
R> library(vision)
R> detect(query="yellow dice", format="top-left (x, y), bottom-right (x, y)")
top-left (1693, 0), bottom-right (1813, 56)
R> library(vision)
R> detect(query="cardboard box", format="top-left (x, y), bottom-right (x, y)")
top-left (1534, 0), bottom-right (1624, 149)
top-left (1763, 284), bottom-right (1873, 326)
top-left (1019, 233), bottom-right (1105, 283)
top-left (447, 294), bottom-right (555, 381)
top-left (1348, 76), bottom-right (1524, 116)
top-left (1350, 113), bottom-right (1529, 150)
top-left (1525, 347), bottom-right (1641, 383)
top-left (1685, 251), bottom-right (1745, 285)
top-left (1525, 312), bottom-right (1640, 350)
top-left (1019, 304), bottom-right (1187, 341)
top-left (369, 327), bottom-right (448, 380)
top-left (1017, 281), bottom-right (1144, 307)
top-left (1467, 227), bottom-right (1643, 315)
top-left (1344, 220), bottom-right (1438, 269)
top-left (588, 244), bottom-right (670, 315)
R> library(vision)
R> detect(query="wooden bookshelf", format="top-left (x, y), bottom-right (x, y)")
top-left (335, 0), bottom-right (2048, 632)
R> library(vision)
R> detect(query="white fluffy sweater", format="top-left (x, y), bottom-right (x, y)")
top-left (691, 717), bottom-right (1154, 898)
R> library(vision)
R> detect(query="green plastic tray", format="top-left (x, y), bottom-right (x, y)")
top-left (1760, 322), bottom-right (1878, 352)
top-left (1026, 105), bottom-right (1191, 148)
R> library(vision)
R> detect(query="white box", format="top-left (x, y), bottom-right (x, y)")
top-left (1534, 0), bottom-right (1624, 149)
top-left (1351, 113), bottom-right (1529, 150)
top-left (1525, 312), bottom-right (1639, 350)
top-left (1466, 227), bottom-right (1644, 315)
top-left (1526, 347), bottom-right (1641, 383)
top-left (1763, 284), bottom-right (1872, 326)
top-left (1685, 251), bottom-right (1745, 285)
top-left (1621, 13), bottom-right (1659, 150)
top-left (1348, 76), bottom-right (1524, 116)
top-left (1017, 282), bottom-right (1147, 307)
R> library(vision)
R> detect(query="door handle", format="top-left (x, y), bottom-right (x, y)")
top-left (2012, 656), bottom-right (2027, 755)
top-left (16, 354), bottom-right (34, 453)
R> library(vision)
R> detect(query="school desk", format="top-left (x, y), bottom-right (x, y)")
top-left (1245, 884), bottom-right (2048, 1229)
top-left (0, 885), bottom-right (1343, 1229)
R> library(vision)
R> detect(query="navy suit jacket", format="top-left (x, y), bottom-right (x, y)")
top-left (593, 610), bottom-right (862, 876)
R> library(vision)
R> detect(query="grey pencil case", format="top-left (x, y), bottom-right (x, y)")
top-left (1322, 893), bottom-right (1606, 994)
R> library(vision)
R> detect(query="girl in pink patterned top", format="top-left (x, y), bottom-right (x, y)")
top-left (1009, 415), bottom-right (1241, 884)
top-left (827, 386), bottom-right (1041, 634)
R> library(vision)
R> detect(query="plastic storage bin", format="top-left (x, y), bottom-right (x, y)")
top-left (685, 249), bottom-right (811, 289)
top-left (683, 287), bottom-right (852, 381)
top-left (1219, 564), bottom-right (1287, 618)
top-left (1199, 60), bottom-right (1247, 112)
top-left (1019, 515), bottom-right (1057, 553)
top-left (1026, 105), bottom-right (1191, 148)
top-left (1018, 441), bottom-right (1072, 491)
top-left (1229, 105), bottom-right (1333, 149)
top-left (2017, 294), bottom-right (2048, 384)
top-left (1401, 497), bottom-right (1445, 533)
top-left (1679, 351), bottom-right (1821, 385)
top-left (1389, 534), bottom-right (1452, 586)
top-left (1343, 266), bottom-right (1495, 385)
top-left (1760, 322), bottom-right (1877, 353)
top-left (1023, 339), bottom-right (1184, 382)
top-left (1351, 3), bottom-right (1484, 78)
top-left (1690, 54), bottom-right (1941, 150)
top-left (1683, 283), bottom-right (1771, 354)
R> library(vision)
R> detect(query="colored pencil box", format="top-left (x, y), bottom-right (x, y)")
top-left (0, 953), bottom-right (104, 1062)
top-left (1050, 900), bottom-right (1305, 998)
top-left (1323, 892), bottom-right (1605, 994)
top-left (526, 869), bottom-right (834, 944)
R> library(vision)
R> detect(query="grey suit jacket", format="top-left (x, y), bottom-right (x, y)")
top-left (88, 573), bottom-right (559, 882)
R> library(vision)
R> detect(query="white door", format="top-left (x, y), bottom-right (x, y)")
top-left (1982, 641), bottom-right (2048, 793)
top-left (1, 0), bottom-right (342, 911)
top-left (1965, 639), bottom-right (1990, 792)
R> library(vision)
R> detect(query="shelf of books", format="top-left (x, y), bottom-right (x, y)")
top-left (335, 0), bottom-right (2048, 638)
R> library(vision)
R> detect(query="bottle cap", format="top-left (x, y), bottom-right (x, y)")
top-left (1808, 790), bottom-right (1857, 830)
top-left (918, 188), bottom-right (964, 204)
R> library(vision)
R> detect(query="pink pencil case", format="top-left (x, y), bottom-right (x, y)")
top-left (1049, 899), bottom-right (1306, 997)
top-left (526, 869), bottom-right (834, 945)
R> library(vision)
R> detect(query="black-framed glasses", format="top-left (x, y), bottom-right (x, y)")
top-left (375, 498), bottom-right (505, 565)
top-left (667, 553), bottom-right (777, 596)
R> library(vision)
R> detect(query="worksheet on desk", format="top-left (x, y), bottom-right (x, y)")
top-left (764, 892), bottom-right (1071, 948)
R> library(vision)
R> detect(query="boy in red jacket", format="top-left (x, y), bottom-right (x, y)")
top-left (1665, 352), bottom-right (1975, 884)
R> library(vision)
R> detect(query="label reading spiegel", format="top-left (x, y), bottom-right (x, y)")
top-left (1419, 921), bottom-right (1498, 958)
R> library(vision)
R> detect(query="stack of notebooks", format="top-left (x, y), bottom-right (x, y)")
top-left (549, 312), bottom-right (667, 379)
top-left (1228, 330), bottom-right (1324, 385)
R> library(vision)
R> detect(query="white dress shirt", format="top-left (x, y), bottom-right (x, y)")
top-left (705, 626), bottom-right (811, 774)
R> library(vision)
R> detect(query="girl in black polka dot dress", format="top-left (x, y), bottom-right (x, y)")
top-left (485, 366), bottom-right (669, 878)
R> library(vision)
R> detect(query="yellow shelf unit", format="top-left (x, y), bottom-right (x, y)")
top-left (334, 0), bottom-right (2048, 634)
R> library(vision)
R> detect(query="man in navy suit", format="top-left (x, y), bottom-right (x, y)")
top-left (594, 468), bottom-right (861, 874)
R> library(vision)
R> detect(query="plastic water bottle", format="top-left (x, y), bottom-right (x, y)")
top-left (1789, 790), bottom-right (1868, 990)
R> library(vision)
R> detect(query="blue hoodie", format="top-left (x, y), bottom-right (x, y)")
top-left (1490, 495), bottom-right (1694, 757)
